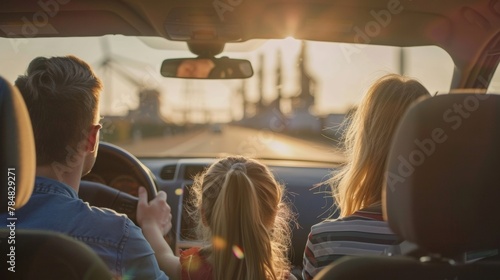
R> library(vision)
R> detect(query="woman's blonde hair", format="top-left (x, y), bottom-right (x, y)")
top-left (190, 156), bottom-right (292, 280)
top-left (331, 74), bottom-right (430, 217)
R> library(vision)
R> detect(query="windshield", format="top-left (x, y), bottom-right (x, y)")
top-left (0, 36), bottom-right (454, 162)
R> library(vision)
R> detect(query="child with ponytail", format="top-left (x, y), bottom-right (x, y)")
top-left (138, 156), bottom-right (295, 280)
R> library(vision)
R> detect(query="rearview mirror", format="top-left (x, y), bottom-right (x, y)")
top-left (160, 57), bottom-right (253, 79)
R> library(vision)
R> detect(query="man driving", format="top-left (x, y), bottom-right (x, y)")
top-left (0, 55), bottom-right (171, 279)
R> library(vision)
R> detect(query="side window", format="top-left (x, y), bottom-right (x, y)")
top-left (403, 46), bottom-right (454, 95)
top-left (487, 63), bottom-right (500, 94)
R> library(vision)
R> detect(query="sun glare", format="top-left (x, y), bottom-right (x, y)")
top-left (268, 141), bottom-right (292, 155)
top-left (212, 236), bottom-right (227, 250)
top-left (232, 245), bottom-right (245, 259)
top-left (175, 188), bottom-right (183, 196)
top-left (282, 36), bottom-right (301, 49)
top-left (284, 36), bottom-right (297, 42)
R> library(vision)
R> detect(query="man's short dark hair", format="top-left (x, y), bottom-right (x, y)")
top-left (15, 55), bottom-right (102, 166)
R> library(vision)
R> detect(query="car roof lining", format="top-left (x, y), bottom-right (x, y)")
top-left (0, 0), bottom-right (499, 88)
top-left (0, 1), bottom-right (458, 42)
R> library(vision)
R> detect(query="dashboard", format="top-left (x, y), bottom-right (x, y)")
top-left (82, 145), bottom-right (155, 197)
top-left (84, 173), bottom-right (140, 197)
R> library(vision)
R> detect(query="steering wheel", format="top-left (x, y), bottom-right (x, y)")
top-left (79, 142), bottom-right (158, 224)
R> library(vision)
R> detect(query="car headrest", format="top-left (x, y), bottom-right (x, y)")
top-left (384, 93), bottom-right (500, 258)
top-left (0, 76), bottom-right (36, 211)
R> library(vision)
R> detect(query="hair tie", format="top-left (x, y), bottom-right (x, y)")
top-left (230, 162), bottom-right (247, 173)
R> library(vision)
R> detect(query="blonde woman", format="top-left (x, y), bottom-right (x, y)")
top-left (138, 156), bottom-right (295, 280)
top-left (302, 74), bottom-right (430, 279)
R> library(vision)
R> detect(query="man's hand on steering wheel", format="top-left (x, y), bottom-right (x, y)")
top-left (137, 186), bottom-right (172, 236)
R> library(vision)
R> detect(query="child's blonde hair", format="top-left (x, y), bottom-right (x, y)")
top-left (190, 156), bottom-right (292, 280)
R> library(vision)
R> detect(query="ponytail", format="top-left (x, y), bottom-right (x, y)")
top-left (211, 164), bottom-right (275, 280)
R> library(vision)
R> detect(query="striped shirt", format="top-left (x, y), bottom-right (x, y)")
top-left (302, 202), bottom-right (401, 279)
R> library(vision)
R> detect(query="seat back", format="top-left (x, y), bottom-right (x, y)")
top-left (0, 76), bottom-right (35, 210)
top-left (315, 94), bottom-right (500, 279)
top-left (0, 76), bottom-right (112, 280)
top-left (314, 255), bottom-right (500, 280)
top-left (385, 94), bottom-right (500, 257)
top-left (0, 229), bottom-right (112, 279)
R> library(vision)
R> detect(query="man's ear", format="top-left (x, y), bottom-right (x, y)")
top-left (87, 124), bottom-right (101, 153)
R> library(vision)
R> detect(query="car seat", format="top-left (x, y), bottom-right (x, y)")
top-left (0, 76), bottom-right (112, 280)
top-left (315, 93), bottom-right (500, 279)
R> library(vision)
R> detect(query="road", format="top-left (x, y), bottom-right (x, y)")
top-left (119, 125), bottom-right (344, 162)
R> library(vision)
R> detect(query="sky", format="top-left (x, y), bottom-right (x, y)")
top-left (0, 35), bottom-right (459, 123)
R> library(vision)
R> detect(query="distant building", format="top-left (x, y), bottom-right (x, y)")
top-left (287, 41), bottom-right (321, 134)
top-left (288, 110), bottom-right (322, 134)
top-left (101, 89), bottom-right (179, 143)
top-left (238, 41), bottom-right (324, 135)
top-left (237, 52), bottom-right (287, 132)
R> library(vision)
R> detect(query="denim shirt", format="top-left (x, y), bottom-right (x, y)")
top-left (0, 176), bottom-right (168, 279)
